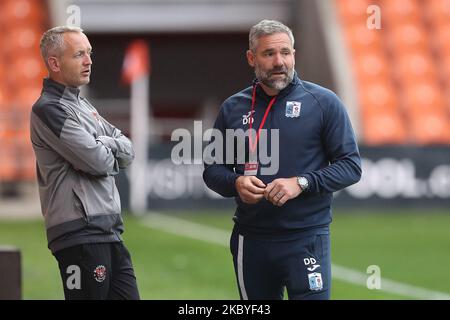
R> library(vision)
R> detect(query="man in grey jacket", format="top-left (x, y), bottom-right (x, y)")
top-left (30, 26), bottom-right (139, 299)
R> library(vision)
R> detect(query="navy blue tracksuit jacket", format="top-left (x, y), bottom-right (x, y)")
top-left (203, 75), bottom-right (362, 238)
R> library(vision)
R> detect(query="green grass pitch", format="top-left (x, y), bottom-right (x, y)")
top-left (0, 209), bottom-right (449, 299)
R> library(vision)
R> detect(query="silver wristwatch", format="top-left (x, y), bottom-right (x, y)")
top-left (297, 176), bottom-right (309, 191)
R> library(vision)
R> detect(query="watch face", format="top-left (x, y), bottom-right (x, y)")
top-left (298, 177), bottom-right (308, 190)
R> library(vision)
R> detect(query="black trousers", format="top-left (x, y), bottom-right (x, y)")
top-left (230, 227), bottom-right (331, 300)
top-left (54, 242), bottom-right (140, 300)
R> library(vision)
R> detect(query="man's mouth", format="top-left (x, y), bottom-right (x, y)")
top-left (270, 71), bottom-right (286, 77)
top-left (82, 70), bottom-right (90, 76)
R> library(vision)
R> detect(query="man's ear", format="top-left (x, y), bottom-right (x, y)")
top-left (47, 57), bottom-right (60, 72)
top-left (246, 49), bottom-right (255, 67)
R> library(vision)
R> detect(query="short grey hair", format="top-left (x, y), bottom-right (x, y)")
top-left (249, 20), bottom-right (295, 52)
top-left (40, 26), bottom-right (83, 66)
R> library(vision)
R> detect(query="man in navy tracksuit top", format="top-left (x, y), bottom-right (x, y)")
top-left (203, 20), bottom-right (361, 300)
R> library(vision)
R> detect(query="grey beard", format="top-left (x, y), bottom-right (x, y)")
top-left (256, 68), bottom-right (295, 91)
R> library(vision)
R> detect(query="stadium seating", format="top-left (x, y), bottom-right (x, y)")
top-left (336, 0), bottom-right (450, 145)
top-left (393, 51), bottom-right (439, 86)
top-left (2, 0), bottom-right (45, 26)
top-left (386, 23), bottom-right (429, 56)
top-left (358, 81), bottom-right (398, 112)
top-left (425, 0), bottom-right (450, 25)
top-left (352, 52), bottom-right (391, 85)
top-left (345, 23), bottom-right (383, 53)
top-left (337, 0), bottom-right (373, 25)
top-left (402, 81), bottom-right (446, 113)
top-left (408, 109), bottom-right (450, 145)
top-left (0, 0), bottom-right (47, 183)
top-left (381, 0), bottom-right (422, 25)
top-left (432, 23), bottom-right (450, 61)
top-left (361, 110), bottom-right (408, 145)
top-left (440, 55), bottom-right (450, 88)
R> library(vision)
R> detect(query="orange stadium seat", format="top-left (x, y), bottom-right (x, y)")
top-left (381, 0), bottom-right (422, 25)
top-left (0, 82), bottom-right (11, 107)
top-left (339, 0), bottom-right (450, 145)
top-left (358, 81), bottom-right (399, 113)
top-left (4, 26), bottom-right (43, 57)
top-left (0, 2), bottom-right (7, 30)
top-left (445, 89), bottom-right (450, 113)
top-left (393, 51), bottom-right (439, 86)
top-left (402, 81), bottom-right (446, 113)
top-left (431, 23), bottom-right (450, 55)
top-left (21, 157), bottom-right (37, 180)
top-left (16, 127), bottom-right (36, 181)
top-left (2, 0), bottom-right (46, 26)
top-left (1, 152), bottom-right (19, 181)
top-left (8, 54), bottom-right (46, 89)
top-left (0, 33), bottom-right (4, 55)
top-left (345, 23), bottom-right (383, 53)
top-left (0, 0), bottom-right (48, 182)
top-left (408, 109), bottom-right (450, 145)
top-left (353, 52), bottom-right (391, 85)
top-left (336, 0), bottom-right (373, 25)
top-left (362, 110), bottom-right (408, 145)
top-left (439, 54), bottom-right (450, 86)
top-left (13, 85), bottom-right (43, 111)
top-left (425, 0), bottom-right (450, 26)
top-left (386, 23), bottom-right (429, 56)
top-left (0, 131), bottom-right (19, 181)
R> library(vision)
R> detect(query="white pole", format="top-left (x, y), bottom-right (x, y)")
top-left (129, 75), bottom-right (149, 214)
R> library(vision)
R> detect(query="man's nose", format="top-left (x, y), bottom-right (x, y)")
top-left (273, 53), bottom-right (284, 67)
top-left (84, 54), bottom-right (92, 65)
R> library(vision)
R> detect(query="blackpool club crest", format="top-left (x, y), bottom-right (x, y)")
top-left (92, 112), bottom-right (102, 125)
top-left (285, 101), bottom-right (301, 118)
top-left (94, 265), bottom-right (107, 283)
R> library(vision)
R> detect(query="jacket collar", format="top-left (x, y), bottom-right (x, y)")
top-left (42, 78), bottom-right (81, 99)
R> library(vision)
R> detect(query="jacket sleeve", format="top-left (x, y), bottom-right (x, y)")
top-left (301, 94), bottom-right (362, 194)
top-left (96, 115), bottom-right (135, 169)
top-left (203, 106), bottom-right (241, 197)
top-left (32, 103), bottom-right (119, 176)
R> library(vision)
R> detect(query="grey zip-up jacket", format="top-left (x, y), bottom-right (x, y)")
top-left (30, 78), bottom-right (135, 253)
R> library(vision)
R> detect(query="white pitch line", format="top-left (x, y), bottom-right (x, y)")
top-left (139, 212), bottom-right (450, 300)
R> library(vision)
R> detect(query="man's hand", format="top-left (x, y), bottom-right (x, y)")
top-left (235, 176), bottom-right (266, 204)
top-left (264, 177), bottom-right (302, 207)
top-left (96, 135), bottom-right (117, 153)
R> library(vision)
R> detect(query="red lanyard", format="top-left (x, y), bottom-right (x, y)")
top-left (249, 84), bottom-right (277, 154)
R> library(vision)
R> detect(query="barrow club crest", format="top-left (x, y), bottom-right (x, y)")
top-left (285, 101), bottom-right (301, 118)
top-left (308, 272), bottom-right (323, 291)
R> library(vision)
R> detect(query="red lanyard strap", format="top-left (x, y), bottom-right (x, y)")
top-left (249, 85), bottom-right (277, 154)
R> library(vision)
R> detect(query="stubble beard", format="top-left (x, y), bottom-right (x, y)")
top-left (255, 64), bottom-right (295, 91)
